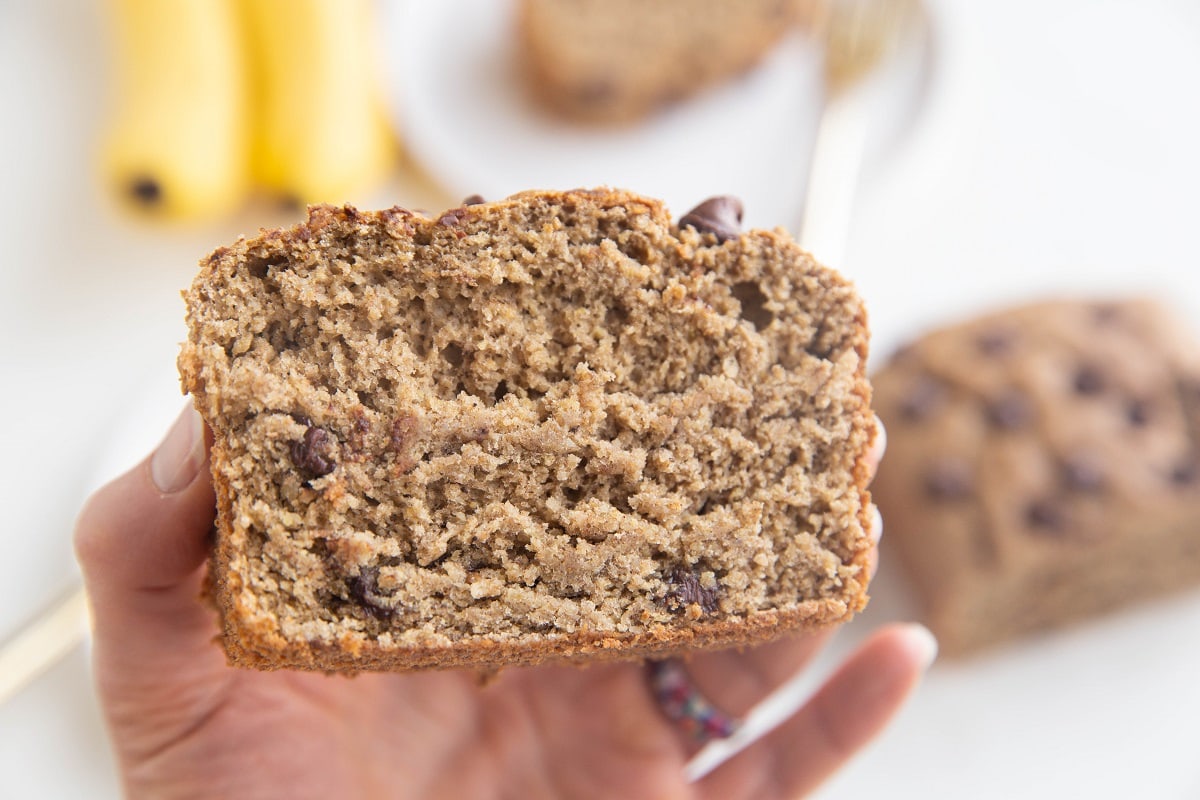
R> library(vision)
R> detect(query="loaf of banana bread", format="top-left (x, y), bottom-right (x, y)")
top-left (872, 299), bottom-right (1200, 656)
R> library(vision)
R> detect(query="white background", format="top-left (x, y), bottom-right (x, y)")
top-left (2, 0), bottom-right (1199, 797)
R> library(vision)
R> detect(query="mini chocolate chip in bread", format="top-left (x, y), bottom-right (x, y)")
top-left (179, 188), bottom-right (876, 672)
top-left (872, 299), bottom-right (1200, 656)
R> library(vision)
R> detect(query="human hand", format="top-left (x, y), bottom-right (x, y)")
top-left (76, 404), bottom-right (934, 799)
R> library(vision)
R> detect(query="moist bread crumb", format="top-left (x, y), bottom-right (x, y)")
top-left (872, 299), bottom-right (1200, 656)
top-left (179, 188), bottom-right (875, 672)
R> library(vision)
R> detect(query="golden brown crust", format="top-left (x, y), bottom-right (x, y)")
top-left (220, 602), bottom-right (850, 672)
top-left (181, 188), bottom-right (874, 672)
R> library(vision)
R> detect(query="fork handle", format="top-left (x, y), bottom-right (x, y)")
top-left (0, 585), bottom-right (90, 706)
top-left (797, 92), bottom-right (871, 269)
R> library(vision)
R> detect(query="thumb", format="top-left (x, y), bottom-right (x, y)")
top-left (74, 403), bottom-right (221, 676)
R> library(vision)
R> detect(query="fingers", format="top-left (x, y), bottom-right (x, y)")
top-left (701, 623), bottom-right (936, 799)
top-left (74, 404), bottom-right (219, 668)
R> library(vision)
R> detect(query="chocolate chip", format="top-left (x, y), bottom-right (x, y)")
top-left (679, 196), bottom-right (744, 243)
top-left (976, 329), bottom-right (1015, 357)
top-left (347, 566), bottom-right (394, 620)
top-left (437, 209), bottom-right (465, 227)
top-left (664, 567), bottom-right (720, 614)
top-left (1062, 455), bottom-right (1105, 493)
top-left (1126, 399), bottom-right (1151, 427)
top-left (1025, 499), bottom-right (1067, 533)
top-left (899, 375), bottom-right (945, 422)
top-left (1170, 460), bottom-right (1197, 487)
top-left (925, 458), bottom-right (973, 500)
top-left (291, 425), bottom-right (336, 479)
top-left (462, 194), bottom-right (485, 206)
top-left (1073, 365), bottom-right (1106, 396)
top-left (986, 389), bottom-right (1033, 431)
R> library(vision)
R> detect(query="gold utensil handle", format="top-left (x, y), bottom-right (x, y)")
top-left (798, 96), bottom-right (871, 268)
top-left (798, 0), bottom-right (925, 265)
top-left (0, 585), bottom-right (90, 706)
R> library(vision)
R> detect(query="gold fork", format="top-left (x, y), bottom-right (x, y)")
top-left (0, 585), bottom-right (90, 706)
top-left (797, 0), bottom-right (928, 268)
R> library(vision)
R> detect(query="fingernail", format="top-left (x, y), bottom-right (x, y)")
top-left (868, 414), bottom-right (887, 468)
top-left (151, 405), bottom-right (207, 493)
top-left (902, 623), bottom-right (939, 670)
top-left (870, 504), bottom-right (884, 544)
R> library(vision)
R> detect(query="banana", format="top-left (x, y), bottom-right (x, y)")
top-left (102, 0), bottom-right (250, 220)
top-left (241, 0), bottom-right (397, 206)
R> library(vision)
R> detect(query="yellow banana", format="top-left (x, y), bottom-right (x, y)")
top-left (241, 0), bottom-right (397, 206)
top-left (102, 0), bottom-right (251, 220)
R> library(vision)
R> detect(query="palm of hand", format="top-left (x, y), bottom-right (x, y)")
top-left (190, 662), bottom-right (691, 800)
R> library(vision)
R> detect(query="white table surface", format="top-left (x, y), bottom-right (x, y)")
top-left (2, 1), bottom-right (1200, 798)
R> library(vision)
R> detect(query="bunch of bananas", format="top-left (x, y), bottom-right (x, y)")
top-left (102, 0), bottom-right (397, 221)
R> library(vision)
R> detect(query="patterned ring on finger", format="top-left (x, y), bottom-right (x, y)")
top-left (647, 658), bottom-right (741, 745)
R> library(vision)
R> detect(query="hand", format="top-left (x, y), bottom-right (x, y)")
top-left (76, 405), bottom-right (934, 799)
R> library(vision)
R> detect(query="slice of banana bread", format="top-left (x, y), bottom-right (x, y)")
top-left (179, 188), bottom-right (875, 672)
top-left (518, 0), bottom-right (811, 123)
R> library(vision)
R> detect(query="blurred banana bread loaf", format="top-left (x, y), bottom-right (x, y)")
top-left (518, 0), bottom-right (811, 123)
top-left (872, 299), bottom-right (1200, 656)
top-left (179, 188), bottom-right (875, 672)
